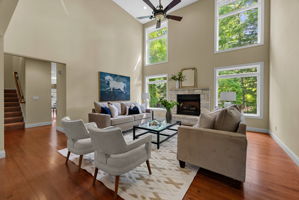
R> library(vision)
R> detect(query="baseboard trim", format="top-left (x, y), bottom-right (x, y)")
top-left (247, 127), bottom-right (269, 133)
top-left (25, 121), bottom-right (52, 128)
top-left (0, 150), bottom-right (6, 159)
top-left (269, 131), bottom-right (299, 166)
top-left (56, 126), bottom-right (66, 134)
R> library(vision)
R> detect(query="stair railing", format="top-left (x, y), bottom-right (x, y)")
top-left (13, 72), bottom-right (26, 104)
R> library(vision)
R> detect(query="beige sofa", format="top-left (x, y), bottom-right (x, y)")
top-left (177, 108), bottom-right (247, 182)
top-left (88, 102), bottom-right (152, 132)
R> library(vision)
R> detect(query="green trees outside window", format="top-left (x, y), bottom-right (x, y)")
top-left (217, 0), bottom-right (262, 51)
top-left (216, 64), bottom-right (262, 116)
top-left (146, 76), bottom-right (167, 108)
top-left (146, 24), bottom-right (168, 65)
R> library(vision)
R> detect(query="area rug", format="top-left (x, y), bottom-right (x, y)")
top-left (58, 128), bottom-right (198, 200)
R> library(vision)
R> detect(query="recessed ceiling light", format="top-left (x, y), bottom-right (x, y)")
top-left (143, 6), bottom-right (147, 10)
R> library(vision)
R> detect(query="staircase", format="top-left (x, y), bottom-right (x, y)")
top-left (4, 89), bottom-right (25, 131)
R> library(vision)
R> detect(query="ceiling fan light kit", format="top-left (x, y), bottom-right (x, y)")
top-left (137, 0), bottom-right (183, 29)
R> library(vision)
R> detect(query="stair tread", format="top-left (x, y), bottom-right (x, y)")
top-left (5, 122), bottom-right (25, 126)
top-left (5, 122), bottom-right (25, 131)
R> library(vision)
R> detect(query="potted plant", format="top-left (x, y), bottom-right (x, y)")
top-left (159, 97), bottom-right (178, 123)
top-left (170, 72), bottom-right (185, 89)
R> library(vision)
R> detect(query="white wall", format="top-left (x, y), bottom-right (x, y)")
top-left (143, 0), bottom-right (270, 130)
top-left (0, 36), bottom-right (4, 154)
top-left (4, 0), bottom-right (143, 122)
top-left (270, 0), bottom-right (299, 161)
top-left (0, 0), bottom-right (19, 157)
top-left (25, 58), bottom-right (52, 125)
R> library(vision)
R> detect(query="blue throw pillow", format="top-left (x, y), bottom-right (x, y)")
top-left (128, 106), bottom-right (140, 115)
top-left (101, 106), bottom-right (111, 116)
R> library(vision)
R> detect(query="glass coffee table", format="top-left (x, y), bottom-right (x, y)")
top-left (133, 120), bottom-right (181, 149)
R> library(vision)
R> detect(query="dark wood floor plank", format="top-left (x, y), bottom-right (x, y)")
top-left (0, 122), bottom-right (298, 200)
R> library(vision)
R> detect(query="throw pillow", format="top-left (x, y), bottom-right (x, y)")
top-left (214, 105), bottom-right (242, 132)
top-left (108, 104), bottom-right (119, 118)
top-left (94, 102), bottom-right (102, 113)
top-left (135, 104), bottom-right (143, 114)
top-left (199, 112), bottom-right (216, 128)
top-left (101, 106), bottom-right (111, 116)
top-left (193, 110), bottom-right (217, 129)
top-left (140, 104), bottom-right (146, 113)
top-left (109, 102), bottom-right (121, 115)
top-left (121, 102), bottom-right (133, 115)
top-left (128, 106), bottom-right (140, 115)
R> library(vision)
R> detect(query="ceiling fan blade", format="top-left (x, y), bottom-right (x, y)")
top-left (164, 0), bottom-right (181, 13)
top-left (137, 15), bottom-right (153, 19)
top-left (156, 20), bottom-right (161, 29)
top-left (143, 0), bottom-right (156, 11)
top-left (166, 15), bottom-right (183, 21)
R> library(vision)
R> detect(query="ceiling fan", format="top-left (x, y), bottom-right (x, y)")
top-left (137, 0), bottom-right (183, 29)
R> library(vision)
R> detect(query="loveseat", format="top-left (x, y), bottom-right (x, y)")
top-left (177, 105), bottom-right (247, 182)
top-left (88, 102), bottom-right (152, 132)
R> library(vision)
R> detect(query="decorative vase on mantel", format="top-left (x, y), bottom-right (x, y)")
top-left (166, 109), bottom-right (172, 123)
top-left (176, 81), bottom-right (180, 89)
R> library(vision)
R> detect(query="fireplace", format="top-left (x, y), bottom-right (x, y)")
top-left (177, 94), bottom-right (201, 116)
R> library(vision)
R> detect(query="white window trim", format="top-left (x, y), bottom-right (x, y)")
top-left (214, 62), bottom-right (264, 119)
top-left (214, 0), bottom-right (265, 53)
top-left (145, 21), bottom-right (168, 66)
top-left (145, 74), bottom-right (168, 109)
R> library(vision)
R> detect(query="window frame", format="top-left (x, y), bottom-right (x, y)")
top-left (145, 74), bottom-right (168, 109)
top-left (145, 21), bottom-right (169, 66)
top-left (214, 62), bottom-right (264, 118)
top-left (214, 0), bottom-right (265, 53)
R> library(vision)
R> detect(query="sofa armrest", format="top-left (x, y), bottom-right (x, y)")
top-left (126, 135), bottom-right (152, 157)
top-left (88, 113), bottom-right (111, 128)
top-left (146, 109), bottom-right (153, 119)
top-left (177, 126), bottom-right (247, 182)
top-left (237, 122), bottom-right (247, 134)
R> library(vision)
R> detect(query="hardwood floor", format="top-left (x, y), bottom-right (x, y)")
top-left (0, 123), bottom-right (298, 200)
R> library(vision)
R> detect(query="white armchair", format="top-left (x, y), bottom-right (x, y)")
top-left (88, 126), bottom-right (152, 197)
top-left (61, 117), bottom-right (97, 170)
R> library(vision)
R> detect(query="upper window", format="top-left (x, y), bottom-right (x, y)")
top-left (215, 63), bottom-right (263, 118)
top-left (145, 22), bottom-right (168, 66)
top-left (215, 0), bottom-right (264, 52)
top-left (145, 75), bottom-right (168, 108)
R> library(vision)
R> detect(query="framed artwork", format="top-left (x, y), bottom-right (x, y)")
top-left (99, 72), bottom-right (130, 101)
top-left (181, 68), bottom-right (197, 88)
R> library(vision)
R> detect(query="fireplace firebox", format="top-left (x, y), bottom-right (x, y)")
top-left (177, 94), bottom-right (201, 116)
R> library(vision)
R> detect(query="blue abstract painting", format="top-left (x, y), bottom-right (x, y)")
top-left (99, 72), bottom-right (130, 101)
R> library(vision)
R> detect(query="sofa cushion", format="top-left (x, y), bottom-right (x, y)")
top-left (133, 113), bottom-right (152, 121)
top-left (111, 115), bottom-right (134, 125)
top-left (214, 105), bottom-right (242, 132)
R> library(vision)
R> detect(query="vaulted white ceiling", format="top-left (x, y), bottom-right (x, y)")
top-left (112, 0), bottom-right (199, 24)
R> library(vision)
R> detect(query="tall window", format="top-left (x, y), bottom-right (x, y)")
top-left (215, 0), bottom-right (264, 52)
top-left (146, 75), bottom-right (168, 108)
top-left (215, 63), bottom-right (263, 118)
top-left (145, 22), bottom-right (168, 65)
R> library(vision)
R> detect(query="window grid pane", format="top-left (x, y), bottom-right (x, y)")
top-left (217, 76), bottom-right (258, 114)
top-left (218, 8), bottom-right (258, 50)
top-left (216, 0), bottom-right (262, 52)
top-left (219, 0), bottom-right (258, 16)
top-left (146, 23), bottom-right (168, 65)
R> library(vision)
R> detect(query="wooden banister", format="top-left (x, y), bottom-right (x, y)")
top-left (13, 72), bottom-right (25, 104)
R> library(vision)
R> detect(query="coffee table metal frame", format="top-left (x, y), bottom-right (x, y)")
top-left (133, 121), bottom-right (181, 149)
